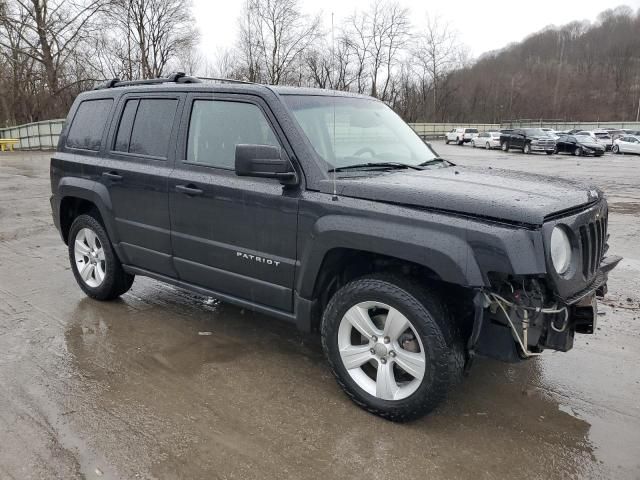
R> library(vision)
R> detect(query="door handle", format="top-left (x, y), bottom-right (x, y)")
top-left (102, 171), bottom-right (123, 181)
top-left (175, 184), bottom-right (204, 196)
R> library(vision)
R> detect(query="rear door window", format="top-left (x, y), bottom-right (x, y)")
top-left (114, 98), bottom-right (178, 158)
top-left (66, 99), bottom-right (113, 151)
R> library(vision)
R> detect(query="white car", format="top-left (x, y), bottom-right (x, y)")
top-left (613, 135), bottom-right (640, 155)
top-left (445, 127), bottom-right (478, 145)
top-left (577, 130), bottom-right (613, 150)
top-left (472, 131), bottom-right (501, 149)
top-left (541, 128), bottom-right (560, 140)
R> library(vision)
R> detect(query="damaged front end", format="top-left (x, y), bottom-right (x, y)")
top-left (467, 197), bottom-right (622, 364)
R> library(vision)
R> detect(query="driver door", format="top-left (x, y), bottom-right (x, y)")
top-left (168, 94), bottom-right (299, 312)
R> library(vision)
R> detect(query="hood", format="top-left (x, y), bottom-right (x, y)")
top-left (531, 135), bottom-right (555, 141)
top-left (320, 166), bottom-right (600, 226)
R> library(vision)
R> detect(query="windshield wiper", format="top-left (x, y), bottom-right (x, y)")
top-left (328, 162), bottom-right (424, 173)
top-left (419, 158), bottom-right (452, 167)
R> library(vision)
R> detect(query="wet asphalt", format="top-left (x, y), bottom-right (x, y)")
top-left (0, 145), bottom-right (639, 479)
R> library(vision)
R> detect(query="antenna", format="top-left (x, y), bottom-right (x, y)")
top-left (331, 11), bottom-right (338, 201)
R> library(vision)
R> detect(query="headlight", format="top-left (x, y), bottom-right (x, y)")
top-left (550, 226), bottom-right (572, 274)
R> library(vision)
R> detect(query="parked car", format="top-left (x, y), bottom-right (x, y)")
top-left (541, 128), bottom-right (560, 139)
top-left (499, 128), bottom-right (556, 154)
top-left (576, 130), bottom-right (614, 151)
top-left (605, 129), bottom-right (626, 141)
top-left (555, 134), bottom-right (605, 156)
top-left (623, 129), bottom-right (640, 136)
top-left (612, 135), bottom-right (640, 154)
top-left (445, 127), bottom-right (478, 145)
top-left (472, 131), bottom-right (501, 149)
top-left (50, 73), bottom-right (620, 421)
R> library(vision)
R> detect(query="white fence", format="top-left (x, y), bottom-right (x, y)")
top-left (409, 121), bottom-right (640, 139)
top-left (409, 123), bottom-right (500, 139)
top-left (0, 119), bottom-right (65, 150)
top-left (2, 118), bottom-right (640, 150)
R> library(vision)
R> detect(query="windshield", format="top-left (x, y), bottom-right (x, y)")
top-left (282, 95), bottom-right (441, 170)
top-left (523, 128), bottom-right (546, 136)
top-left (575, 134), bottom-right (594, 141)
top-left (594, 133), bottom-right (611, 139)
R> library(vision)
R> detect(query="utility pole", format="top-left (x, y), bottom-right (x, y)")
top-left (636, 96), bottom-right (640, 123)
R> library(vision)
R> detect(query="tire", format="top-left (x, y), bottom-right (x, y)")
top-left (457, 137), bottom-right (463, 146)
top-left (471, 141), bottom-right (476, 148)
top-left (445, 138), bottom-right (450, 145)
top-left (68, 214), bottom-right (134, 300)
top-left (321, 274), bottom-right (459, 422)
top-left (573, 146), bottom-right (582, 156)
top-left (612, 145), bottom-right (619, 154)
top-left (523, 143), bottom-right (531, 154)
top-left (546, 150), bottom-right (553, 155)
top-left (485, 142), bottom-right (491, 150)
top-left (501, 142), bottom-right (509, 152)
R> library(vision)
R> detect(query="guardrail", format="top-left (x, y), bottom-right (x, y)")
top-left (409, 123), bottom-right (500, 139)
top-left (0, 119), bottom-right (65, 150)
top-left (499, 120), bottom-right (640, 130)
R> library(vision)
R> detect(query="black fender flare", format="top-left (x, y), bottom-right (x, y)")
top-left (56, 177), bottom-right (120, 245)
top-left (295, 214), bottom-right (486, 299)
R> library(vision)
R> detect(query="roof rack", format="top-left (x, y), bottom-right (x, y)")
top-left (94, 72), bottom-right (201, 90)
top-left (196, 76), bottom-right (256, 85)
top-left (94, 72), bottom-right (257, 90)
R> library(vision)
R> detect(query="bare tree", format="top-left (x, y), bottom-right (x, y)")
top-left (0, 0), bottom-right (106, 116)
top-left (412, 15), bottom-right (462, 120)
top-left (239, 0), bottom-right (321, 85)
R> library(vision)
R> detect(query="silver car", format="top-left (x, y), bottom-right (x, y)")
top-left (472, 131), bottom-right (501, 149)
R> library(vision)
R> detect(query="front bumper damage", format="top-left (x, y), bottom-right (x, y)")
top-left (468, 255), bottom-right (622, 363)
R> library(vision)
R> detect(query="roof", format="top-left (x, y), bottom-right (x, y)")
top-left (89, 73), bottom-right (374, 100)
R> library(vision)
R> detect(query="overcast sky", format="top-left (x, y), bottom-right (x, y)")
top-left (192, 0), bottom-right (640, 62)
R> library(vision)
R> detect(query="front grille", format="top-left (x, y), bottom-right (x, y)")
top-left (579, 215), bottom-right (607, 278)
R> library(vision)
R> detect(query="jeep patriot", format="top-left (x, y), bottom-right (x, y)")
top-left (50, 73), bottom-right (621, 421)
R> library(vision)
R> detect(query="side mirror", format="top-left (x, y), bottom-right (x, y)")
top-left (235, 144), bottom-right (296, 184)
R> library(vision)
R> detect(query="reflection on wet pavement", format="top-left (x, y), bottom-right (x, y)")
top-left (0, 151), bottom-right (639, 479)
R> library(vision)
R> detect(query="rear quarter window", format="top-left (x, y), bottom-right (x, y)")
top-left (66, 99), bottom-right (113, 151)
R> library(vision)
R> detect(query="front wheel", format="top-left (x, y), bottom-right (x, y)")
top-left (485, 142), bottom-right (491, 150)
top-left (546, 150), bottom-right (554, 155)
top-left (445, 138), bottom-right (450, 145)
top-left (471, 141), bottom-right (476, 148)
top-left (457, 137), bottom-right (463, 145)
top-left (523, 143), bottom-right (531, 154)
top-left (574, 146), bottom-right (583, 156)
top-left (68, 214), bottom-right (134, 300)
top-left (612, 145), bottom-right (620, 154)
top-left (321, 274), bottom-right (457, 422)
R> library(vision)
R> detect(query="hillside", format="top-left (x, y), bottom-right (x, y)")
top-left (440, 6), bottom-right (640, 123)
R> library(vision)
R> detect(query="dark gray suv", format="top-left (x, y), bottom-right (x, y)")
top-left (50, 73), bottom-right (621, 421)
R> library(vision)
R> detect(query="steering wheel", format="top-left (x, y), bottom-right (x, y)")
top-left (353, 147), bottom-right (376, 157)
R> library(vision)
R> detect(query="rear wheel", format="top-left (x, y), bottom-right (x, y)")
top-left (523, 143), bottom-right (531, 154)
top-left (457, 137), bottom-right (463, 146)
top-left (445, 138), bottom-right (450, 145)
top-left (485, 142), bottom-right (491, 150)
top-left (546, 150), bottom-right (554, 155)
top-left (68, 214), bottom-right (134, 300)
top-left (321, 274), bottom-right (458, 422)
top-left (471, 140), bottom-right (476, 148)
top-left (501, 142), bottom-right (509, 152)
top-left (573, 146), bottom-right (583, 156)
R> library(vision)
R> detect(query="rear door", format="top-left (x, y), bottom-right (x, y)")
top-left (97, 93), bottom-right (184, 276)
top-left (168, 93), bottom-right (299, 312)
top-left (512, 129), bottom-right (525, 148)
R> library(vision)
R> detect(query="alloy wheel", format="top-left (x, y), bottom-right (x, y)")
top-left (337, 301), bottom-right (426, 401)
top-left (73, 227), bottom-right (106, 288)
